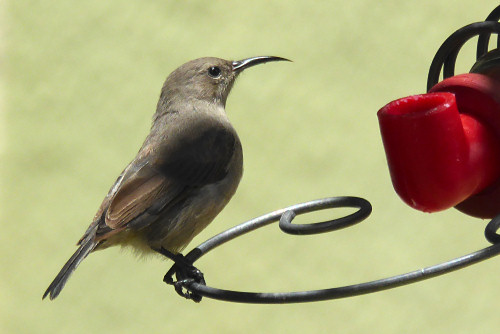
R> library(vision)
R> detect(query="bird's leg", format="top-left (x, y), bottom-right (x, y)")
top-left (157, 247), bottom-right (205, 302)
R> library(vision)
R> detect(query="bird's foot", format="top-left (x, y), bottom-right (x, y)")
top-left (159, 247), bottom-right (205, 303)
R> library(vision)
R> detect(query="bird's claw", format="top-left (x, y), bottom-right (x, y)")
top-left (173, 278), bottom-right (203, 302)
top-left (162, 252), bottom-right (205, 303)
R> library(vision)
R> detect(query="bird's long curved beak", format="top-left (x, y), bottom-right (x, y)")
top-left (232, 56), bottom-right (291, 72)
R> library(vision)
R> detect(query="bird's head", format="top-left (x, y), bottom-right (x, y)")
top-left (160, 56), bottom-right (290, 108)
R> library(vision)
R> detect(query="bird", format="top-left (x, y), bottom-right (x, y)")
top-left (43, 56), bottom-right (290, 300)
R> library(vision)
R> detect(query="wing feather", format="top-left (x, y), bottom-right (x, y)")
top-left (88, 124), bottom-right (237, 240)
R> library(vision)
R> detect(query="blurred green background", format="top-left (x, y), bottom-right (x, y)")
top-left (3, 0), bottom-right (500, 333)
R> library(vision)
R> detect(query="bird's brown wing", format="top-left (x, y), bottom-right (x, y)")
top-left (104, 166), bottom-right (170, 230)
top-left (92, 126), bottom-right (237, 239)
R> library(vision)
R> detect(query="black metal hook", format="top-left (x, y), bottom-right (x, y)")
top-left (476, 5), bottom-right (500, 59)
top-left (427, 5), bottom-right (500, 91)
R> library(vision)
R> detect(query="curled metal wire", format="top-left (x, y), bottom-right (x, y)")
top-left (477, 5), bottom-right (500, 59)
top-left (427, 5), bottom-right (500, 91)
top-left (485, 213), bottom-right (500, 244)
top-left (165, 196), bottom-right (500, 304)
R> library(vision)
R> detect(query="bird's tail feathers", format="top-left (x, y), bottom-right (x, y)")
top-left (43, 230), bottom-right (97, 300)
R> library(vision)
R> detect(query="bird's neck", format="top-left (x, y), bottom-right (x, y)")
top-left (153, 97), bottom-right (226, 123)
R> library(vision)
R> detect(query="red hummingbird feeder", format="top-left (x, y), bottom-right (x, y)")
top-left (378, 11), bottom-right (500, 219)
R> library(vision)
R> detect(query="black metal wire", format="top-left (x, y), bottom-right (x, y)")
top-left (188, 197), bottom-right (371, 257)
top-left (279, 196), bottom-right (371, 235)
top-left (185, 243), bottom-right (500, 304)
top-left (165, 196), bottom-right (500, 304)
top-left (427, 5), bottom-right (500, 91)
top-left (427, 21), bottom-right (500, 91)
top-left (485, 214), bottom-right (500, 244)
top-left (477, 5), bottom-right (500, 59)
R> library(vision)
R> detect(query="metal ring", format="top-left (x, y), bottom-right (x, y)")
top-left (278, 196), bottom-right (371, 235)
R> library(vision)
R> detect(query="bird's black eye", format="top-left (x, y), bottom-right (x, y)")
top-left (208, 66), bottom-right (221, 78)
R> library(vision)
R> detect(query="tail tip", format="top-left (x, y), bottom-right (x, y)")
top-left (42, 287), bottom-right (57, 300)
